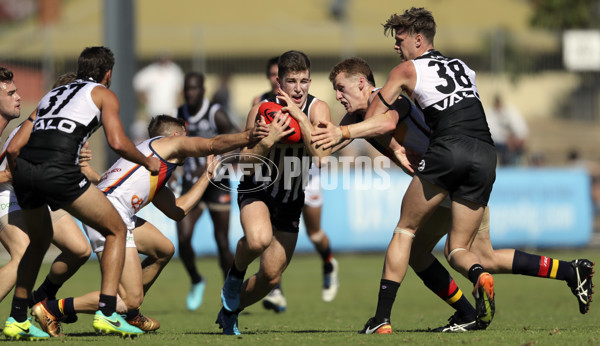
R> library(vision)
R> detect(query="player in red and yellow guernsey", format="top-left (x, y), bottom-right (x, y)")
top-left (30, 115), bottom-right (268, 336)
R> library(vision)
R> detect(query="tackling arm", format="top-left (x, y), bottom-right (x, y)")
top-left (152, 155), bottom-right (216, 221)
top-left (6, 109), bottom-right (36, 170)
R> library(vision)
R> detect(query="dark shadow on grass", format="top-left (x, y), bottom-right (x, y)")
top-left (186, 331), bottom-right (260, 335)
top-left (63, 332), bottom-right (102, 337)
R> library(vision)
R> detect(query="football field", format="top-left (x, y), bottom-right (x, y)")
top-left (1, 249), bottom-right (598, 345)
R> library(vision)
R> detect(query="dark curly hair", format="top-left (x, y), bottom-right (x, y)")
top-left (76, 46), bottom-right (115, 83)
top-left (383, 7), bottom-right (436, 44)
top-left (0, 67), bottom-right (14, 84)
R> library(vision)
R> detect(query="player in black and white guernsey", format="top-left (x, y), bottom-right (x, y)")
top-left (176, 72), bottom-right (240, 311)
top-left (217, 50), bottom-right (332, 335)
top-left (5, 46), bottom-right (161, 339)
top-left (315, 57), bottom-right (594, 333)
top-left (253, 57), bottom-right (340, 311)
top-left (239, 93), bottom-right (316, 203)
top-left (353, 8), bottom-right (497, 334)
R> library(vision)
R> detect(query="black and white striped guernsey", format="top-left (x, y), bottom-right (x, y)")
top-left (241, 94), bottom-right (317, 203)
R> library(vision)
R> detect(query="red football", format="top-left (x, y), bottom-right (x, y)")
top-left (257, 101), bottom-right (302, 144)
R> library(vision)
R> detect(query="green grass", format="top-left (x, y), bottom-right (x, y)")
top-left (1, 249), bottom-right (599, 345)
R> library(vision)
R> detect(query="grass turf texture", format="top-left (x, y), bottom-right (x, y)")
top-left (1, 250), bottom-right (599, 345)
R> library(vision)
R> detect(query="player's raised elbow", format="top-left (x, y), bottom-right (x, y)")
top-left (168, 207), bottom-right (186, 222)
top-left (106, 134), bottom-right (126, 153)
top-left (6, 145), bottom-right (19, 162)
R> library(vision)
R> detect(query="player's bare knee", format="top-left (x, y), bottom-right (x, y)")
top-left (308, 229), bottom-right (325, 244)
top-left (70, 241), bottom-right (92, 260)
top-left (123, 292), bottom-right (144, 311)
top-left (7, 241), bottom-right (28, 260)
top-left (165, 242), bottom-right (176, 258)
top-left (245, 233), bottom-right (271, 253)
top-left (73, 247), bottom-right (91, 263)
top-left (8, 248), bottom-right (25, 263)
top-left (158, 242), bottom-right (175, 262)
top-left (97, 222), bottom-right (126, 239)
top-left (264, 273), bottom-right (282, 288)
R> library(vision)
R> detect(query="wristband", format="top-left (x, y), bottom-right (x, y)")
top-left (340, 125), bottom-right (351, 139)
top-left (27, 116), bottom-right (35, 122)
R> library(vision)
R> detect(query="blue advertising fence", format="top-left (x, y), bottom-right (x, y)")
top-left (136, 167), bottom-right (594, 255)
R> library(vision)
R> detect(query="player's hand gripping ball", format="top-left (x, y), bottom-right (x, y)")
top-left (258, 101), bottom-right (302, 144)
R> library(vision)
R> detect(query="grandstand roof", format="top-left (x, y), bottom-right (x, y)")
top-left (0, 0), bottom-right (555, 60)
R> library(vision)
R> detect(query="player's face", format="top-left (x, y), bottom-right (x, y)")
top-left (267, 64), bottom-right (279, 91)
top-left (0, 81), bottom-right (21, 120)
top-left (280, 70), bottom-right (311, 108)
top-left (184, 76), bottom-right (205, 107)
top-left (393, 28), bottom-right (419, 61)
top-left (333, 73), bottom-right (367, 114)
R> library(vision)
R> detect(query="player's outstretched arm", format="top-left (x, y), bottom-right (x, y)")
top-left (170, 119), bottom-right (268, 160)
top-left (96, 87), bottom-right (161, 174)
top-left (312, 107), bottom-right (398, 150)
top-left (152, 155), bottom-right (218, 221)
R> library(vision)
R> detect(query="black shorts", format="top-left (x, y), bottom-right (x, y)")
top-left (182, 178), bottom-right (231, 206)
top-left (12, 157), bottom-right (91, 211)
top-left (416, 135), bottom-right (496, 206)
top-left (237, 188), bottom-right (304, 233)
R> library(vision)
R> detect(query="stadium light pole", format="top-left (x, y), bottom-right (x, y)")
top-left (103, 0), bottom-right (136, 166)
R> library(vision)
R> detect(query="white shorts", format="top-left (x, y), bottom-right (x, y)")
top-left (0, 187), bottom-right (21, 220)
top-left (83, 198), bottom-right (136, 253)
top-left (304, 165), bottom-right (323, 208)
top-left (0, 186), bottom-right (68, 231)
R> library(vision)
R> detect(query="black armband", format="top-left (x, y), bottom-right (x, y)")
top-left (27, 116), bottom-right (35, 122)
top-left (377, 92), bottom-right (393, 109)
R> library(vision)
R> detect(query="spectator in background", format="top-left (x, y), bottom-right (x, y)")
top-left (212, 71), bottom-right (235, 119)
top-left (252, 57), bottom-right (279, 106)
top-left (529, 152), bottom-right (546, 167)
top-left (567, 149), bottom-right (600, 213)
top-left (486, 94), bottom-right (529, 166)
top-left (133, 53), bottom-right (184, 120)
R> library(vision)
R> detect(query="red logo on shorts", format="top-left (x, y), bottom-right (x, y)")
top-left (131, 195), bottom-right (144, 211)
